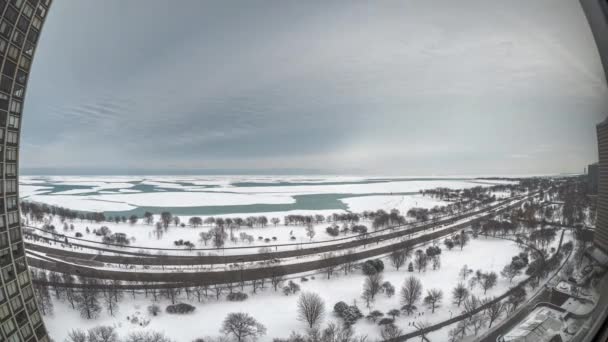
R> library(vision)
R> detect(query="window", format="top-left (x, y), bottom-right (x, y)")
top-left (3, 268), bottom-right (16, 284)
top-left (28, 311), bottom-right (39, 325)
top-left (0, 303), bottom-right (9, 320)
top-left (12, 85), bottom-right (23, 98)
top-left (2, 318), bottom-right (15, 336)
top-left (4, 6), bottom-right (17, 23)
top-left (8, 228), bottom-right (20, 242)
top-left (0, 75), bottom-right (12, 93)
top-left (6, 332), bottom-right (19, 342)
top-left (9, 100), bottom-right (20, 114)
top-left (22, 4), bottom-right (33, 19)
top-left (7, 211), bottom-right (18, 225)
top-left (35, 4), bottom-right (46, 18)
top-left (2, 60), bottom-right (15, 77)
top-left (10, 0), bottom-right (23, 9)
top-left (6, 131), bottom-right (17, 144)
top-left (6, 197), bottom-right (16, 210)
top-left (17, 274), bottom-right (29, 289)
top-left (5, 163), bottom-right (16, 176)
top-left (0, 20), bottom-right (10, 38)
top-left (0, 249), bottom-right (9, 267)
top-left (7, 45), bottom-right (18, 60)
top-left (6, 180), bottom-right (16, 193)
top-left (9, 296), bottom-right (21, 312)
top-left (18, 56), bottom-right (29, 71)
top-left (0, 93), bottom-right (8, 110)
top-left (22, 41), bottom-right (32, 56)
top-left (20, 323), bottom-right (32, 339)
top-left (24, 301), bottom-right (34, 315)
top-left (16, 16), bottom-right (27, 33)
top-left (0, 38), bottom-right (6, 54)
top-left (11, 30), bottom-right (23, 47)
top-left (0, 286), bottom-right (5, 302)
top-left (26, 29), bottom-right (36, 44)
top-left (15, 69), bottom-right (26, 85)
top-left (0, 233), bottom-right (8, 248)
top-left (30, 16), bottom-right (39, 30)
top-left (6, 147), bottom-right (16, 161)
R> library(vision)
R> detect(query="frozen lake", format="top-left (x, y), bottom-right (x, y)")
top-left (20, 175), bottom-right (515, 217)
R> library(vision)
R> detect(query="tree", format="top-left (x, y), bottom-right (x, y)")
top-left (382, 281), bottom-right (395, 298)
top-left (305, 224), bottom-right (315, 240)
top-left (199, 231), bottom-right (212, 246)
top-left (125, 331), bottom-right (173, 342)
top-left (500, 264), bottom-right (521, 283)
top-left (161, 211), bottom-right (173, 229)
top-left (189, 216), bottom-right (203, 227)
top-left (507, 287), bottom-right (527, 313)
top-left (363, 273), bottom-right (383, 301)
top-left (144, 211), bottom-right (154, 225)
top-left (387, 309), bottom-right (401, 319)
top-left (400, 276), bottom-right (422, 315)
top-left (457, 230), bottom-right (469, 250)
top-left (468, 312), bottom-right (487, 336)
top-left (297, 292), bottom-right (326, 329)
top-left (484, 299), bottom-right (506, 328)
top-left (380, 324), bottom-right (402, 342)
top-left (389, 248), bottom-right (410, 271)
top-left (221, 312), bottom-right (267, 342)
top-left (76, 285), bottom-right (101, 319)
top-left (480, 272), bottom-right (498, 294)
top-left (459, 264), bottom-right (473, 281)
top-left (452, 283), bottom-right (469, 307)
top-left (423, 289), bottom-right (443, 314)
top-left (414, 250), bottom-right (428, 272)
top-left (66, 329), bottom-right (87, 342)
top-left (88, 326), bottom-right (119, 342)
top-left (128, 215), bottom-right (138, 225)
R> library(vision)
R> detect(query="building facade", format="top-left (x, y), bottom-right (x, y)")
top-left (589, 162), bottom-right (599, 194)
top-left (0, 0), bottom-right (51, 341)
top-left (596, 118), bottom-right (608, 254)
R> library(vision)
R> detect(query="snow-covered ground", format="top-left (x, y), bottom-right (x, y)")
top-left (43, 236), bottom-right (525, 342)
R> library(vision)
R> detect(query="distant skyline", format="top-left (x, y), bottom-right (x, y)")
top-left (21, 0), bottom-right (608, 176)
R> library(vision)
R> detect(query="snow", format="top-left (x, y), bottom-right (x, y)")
top-left (23, 195), bottom-right (138, 212)
top-left (340, 195), bottom-right (447, 213)
top-left (43, 236), bottom-right (524, 342)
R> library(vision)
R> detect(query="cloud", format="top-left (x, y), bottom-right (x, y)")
top-left (19, 0), bottom-right (608, 175)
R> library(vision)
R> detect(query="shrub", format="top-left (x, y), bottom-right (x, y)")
top-left (226, 292), bottom-right (248, 302)
top-left (166, 303), bottom-right (195, 314)
top-left (333, 301), bottom-right (349, 316)
top-left (362, 259), bottom-right (384, 275)
top-left (148, 304), bottom-right (161, 316)
top-left (326, 227), bottom-right (340, 237)
top-left (75, 232), bottom-right (83, 238)
top-left (378, 318), bottom-right (395, 326)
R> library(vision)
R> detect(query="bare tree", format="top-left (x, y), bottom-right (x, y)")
top-left (221, 312), bottom-right (267, 342)
top-left (76, 285), bottom-right (101, 320)
top-left (468, 312), bottom-right (487, 335)
top-left (297, 292), bottom-right (326, 329)
top-left (364, 273), bottom-right (383, 302)
top-left (484, 299), bottom-right (506, 328)
top-left (87, 326), bottom-right (119, 342)
top-left (380, 323), bottom-right (403, 341)
top-left (480, 272), bottom-right (498, 294)
top-left (423, 289), bottom-right (443, 314)
top-left (389, 248), bottom-right (409, 271)
top-left (400, 276), bottom-right (423, 315)
top-left (452, 283), bottom-right (469, 307)
top-left (66, 329), bottom-right (87, 342)
top-left (500, 264), bottom-right (521, 283)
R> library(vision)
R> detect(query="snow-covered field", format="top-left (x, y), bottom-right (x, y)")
top-left (42, 236), bottom-right (525, 342)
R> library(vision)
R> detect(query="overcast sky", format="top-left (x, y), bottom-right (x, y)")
top-left (19, 0), bottom-right (608, 176)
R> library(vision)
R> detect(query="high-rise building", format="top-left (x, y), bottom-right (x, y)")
top-left (0, 0), bottom-right (52, 341)
top-left (595, 118), bottom-right (608, 254)
top-left (589, 162), bottom-right (599, 194)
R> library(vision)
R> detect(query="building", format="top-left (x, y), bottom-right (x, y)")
top-left (596, 118), bottom-right (608, 254)
top-left (589, 162), bottom-right (599, 194)
top-left (0, 0), bottom-right (52, 341)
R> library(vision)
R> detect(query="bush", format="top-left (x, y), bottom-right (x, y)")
top-left (148, 304), bottom-right (161, 316)
top-left (362, 259), bottom-right (384, 275)
top-left (166, 303), bottom-right (195, 314)
top-left (75, 232), bottom-right (83, 238)
top-left (378, 318), bottom-right (395, 326)
top-left (334, 301), bottom-right (349, 316)
top-left (226, 292), bottom-right (248, 302)
top-left (326, 227), bottom-right (340, 237)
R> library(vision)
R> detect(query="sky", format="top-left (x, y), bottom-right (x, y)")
top-left (19, 0), bottom-right (608, 176)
